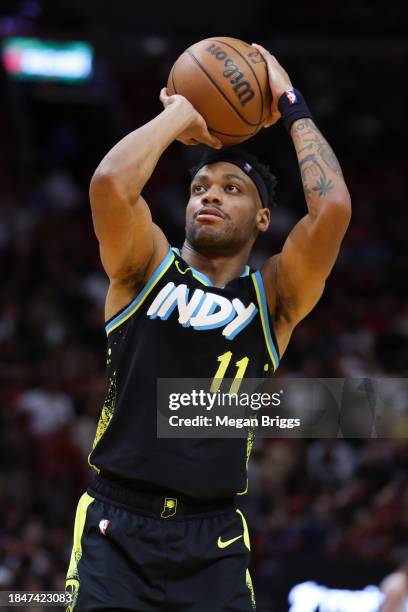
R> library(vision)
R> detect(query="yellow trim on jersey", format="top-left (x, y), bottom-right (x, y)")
top-left (236, 508), bottom-right (251, 550)
top-left (236, 508), bottom-right (256, 609)
top-left (174, 258), bottom-right (212, 286)
top-left (88, 462), bottom-right (100, 473)
top-left (251, 271), bottom-right (279, 371)
top-left (191, 271), bottom-right (211, 286)
top-left (246, 569), bottom-right (256, 610)
top-left (66, 492), bottom-right (95, 611)
top-left (87, 371), bottom-right (117, 473)
top-left (172, 247), bottom-right (249, 285)
top-left (105, 248), bottom-right (175, 336)
top-left (236, 426), bottom-right (255, 496)
top-left (236, 274), bottom-right (279, 497)
top-left (237, 481), bottom-right (248, 496)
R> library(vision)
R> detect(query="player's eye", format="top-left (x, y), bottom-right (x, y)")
top-left (192, 184), bottom-right (205, 194)
top-left (225, 184), bottom-right (239, 193)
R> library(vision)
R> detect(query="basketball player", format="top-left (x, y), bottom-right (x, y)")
top-left (66, 45), bottom-right (351, 610)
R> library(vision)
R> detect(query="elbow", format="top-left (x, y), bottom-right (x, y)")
top-left (313, 195), bottom-right (351, 238)
top-left (323, 194), bottom-right (352, 227)
top-left (89, 165), bottom-right (138, 204)
top-left (89, 169), bottom-right (115, 205)
top-left (90, 163), bottom-right (118, 193)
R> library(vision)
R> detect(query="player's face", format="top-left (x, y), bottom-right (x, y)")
top-left (185, 162), bottom-right (270, 254)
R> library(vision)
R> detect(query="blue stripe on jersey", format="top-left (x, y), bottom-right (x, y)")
top-left (172, 247), bottom-right (250, 285)
top-left (252, 271), bottom-right (279, 370)
top-left (190, 267), bottom-right (213, 287)
top-left (105, 248), bottom-right (175, 335)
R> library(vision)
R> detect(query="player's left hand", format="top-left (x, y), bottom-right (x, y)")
top-left (251, 43), bottom-right (293, 128)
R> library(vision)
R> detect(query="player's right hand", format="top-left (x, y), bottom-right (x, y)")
top-left (160, 88), bottom-right (222, 148)
top-left (251, 44), bottom-right (293, 128)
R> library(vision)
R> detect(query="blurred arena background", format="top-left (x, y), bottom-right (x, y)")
top-left (0, 1), bottom-right (407, 610)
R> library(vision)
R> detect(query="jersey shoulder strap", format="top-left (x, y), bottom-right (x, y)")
top-left (105, 247), bottom-right (175, 336)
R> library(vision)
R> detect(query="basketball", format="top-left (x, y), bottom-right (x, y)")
top-left (167, 37), bottom-right (272, 146)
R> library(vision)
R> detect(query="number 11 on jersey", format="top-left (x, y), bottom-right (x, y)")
top-left (210, 351), bottom-right (249, 394)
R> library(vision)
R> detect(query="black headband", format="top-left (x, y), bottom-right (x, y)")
top-left (192, 158), bottom-right (269, 208)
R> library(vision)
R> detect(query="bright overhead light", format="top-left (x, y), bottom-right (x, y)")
top-left (2, 37), bottom-right (93, 83)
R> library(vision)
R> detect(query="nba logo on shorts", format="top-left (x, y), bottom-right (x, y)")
top-left (99, 519), bottom-right (111, 535)
top-left (285, 89), bottom-right (298, 104)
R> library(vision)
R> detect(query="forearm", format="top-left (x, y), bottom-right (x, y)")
top-left (290, 118), bottom-right (351, 220)
top-left (92, 103), bottom-right (195, 203)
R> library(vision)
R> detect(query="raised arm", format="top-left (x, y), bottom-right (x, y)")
top-left (253, 45), bottom-right (351, 355)
top-left (90, 91), bottom-right (221, 320)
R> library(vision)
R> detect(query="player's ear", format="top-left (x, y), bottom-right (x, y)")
top-left (257, 208), bottom-right (270, 233)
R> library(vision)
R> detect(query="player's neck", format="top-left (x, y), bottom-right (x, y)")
top-left (180, 242), bottom-right (250, 288)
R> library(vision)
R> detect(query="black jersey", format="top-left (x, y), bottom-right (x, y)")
top-left (88, 247), bottom-right (280, 500)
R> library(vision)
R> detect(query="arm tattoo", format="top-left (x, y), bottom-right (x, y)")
top-left (317, 143), bottom-right (344, 177)
top-left (299, 154), bottom-right (334, 197)
top-left (291, 119), bottom-right (344, 205)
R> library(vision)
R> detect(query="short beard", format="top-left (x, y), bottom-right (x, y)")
top-left (185, 221), bottom-right (248, 257)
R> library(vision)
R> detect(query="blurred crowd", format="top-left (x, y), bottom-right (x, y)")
top-left (1, 17), bottom-right (408, 612)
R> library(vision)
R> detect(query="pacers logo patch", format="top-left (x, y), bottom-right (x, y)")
top-left (99, 519), bottom-right (111, 535)
top-left (161, 497), bottom-right (177, 519)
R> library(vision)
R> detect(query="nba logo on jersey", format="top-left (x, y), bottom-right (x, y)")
top-left (147, 282), bottom-right (258, 340)
top-left (99, 519), bottom-right (111, 535)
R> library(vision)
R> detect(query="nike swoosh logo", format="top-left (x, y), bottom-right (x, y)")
top-left (217, 534), bottom-right (243, 549)
top-left (175, 260), bottom-right (190, 275)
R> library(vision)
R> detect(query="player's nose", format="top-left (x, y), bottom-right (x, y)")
top-left (202, 185), bottom-right (223, 205)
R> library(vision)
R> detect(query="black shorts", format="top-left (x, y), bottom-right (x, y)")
top-left (65, 486), bottom-right (256, 611)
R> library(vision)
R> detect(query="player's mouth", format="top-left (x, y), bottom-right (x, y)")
top-left (195, 207), bottom-right (225, 222)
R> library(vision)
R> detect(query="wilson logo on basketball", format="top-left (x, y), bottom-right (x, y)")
top-left (205, 44), bottom-right (255, 107)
